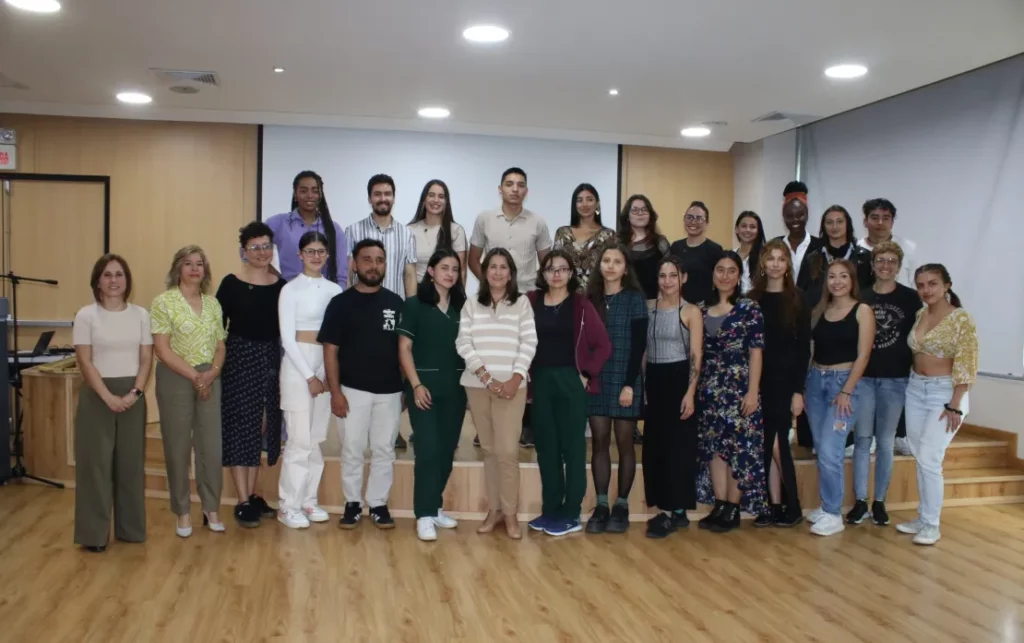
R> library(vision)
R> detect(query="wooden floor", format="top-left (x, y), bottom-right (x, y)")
top-left (2, 485), bottom-right (1023, 643)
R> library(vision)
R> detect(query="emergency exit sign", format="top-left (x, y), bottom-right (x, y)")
top-left (0, 144), bottom-right (15, 170)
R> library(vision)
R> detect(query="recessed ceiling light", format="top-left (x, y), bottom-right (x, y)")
top-left (825, 64), bottom-right (868, 79)
top-left (4, 0), bottom-right (61, 13)
top-left (273, 67), bottom-right (285, 73)
top-left (116, 91), bottom-right (153, 105)
top-left (418, 107), bottom-right (450, 119)
top-left (608, 88), bottom-right (619, 96)
top-left (681, 127), bottom-right (711, 138)
top-left (463, 25), bottom-right (510, 43)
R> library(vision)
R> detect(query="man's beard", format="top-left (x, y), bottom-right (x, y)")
top-left (358, 270), bottom-right (384, 287)
top-left (373, 202), bottom-right (392, 216)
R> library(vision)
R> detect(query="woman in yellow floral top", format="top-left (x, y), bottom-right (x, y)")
top-left (151, 245), bottom-right (228, 537)
top-left (552, 183), bottom-right (616, 292)
top-left (897, 263), bottom-right (978, 546)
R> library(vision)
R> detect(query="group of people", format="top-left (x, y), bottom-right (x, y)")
top-left (70, 170), bottom-right (977, 553)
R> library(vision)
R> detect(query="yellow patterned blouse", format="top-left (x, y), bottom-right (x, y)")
top-left (907, 307), bottom-right (978, 385)
top-left (150, 288), bottom-right (227, 367)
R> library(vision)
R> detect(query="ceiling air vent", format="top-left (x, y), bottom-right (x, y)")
top-left (151, 68), bottom-right (220, 88)
top-left (751, 111), bottom-right (789, 123)
top-left (0, 72), bottom-right (30, 90)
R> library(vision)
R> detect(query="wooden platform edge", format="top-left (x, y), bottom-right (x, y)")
top-left (962, 423), bottom-right (1022, 470)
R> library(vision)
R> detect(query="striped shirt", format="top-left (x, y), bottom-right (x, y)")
top-left (345, 215), bottom-right (417, 297)
top-left (456, 296), bottom-right (537, 389)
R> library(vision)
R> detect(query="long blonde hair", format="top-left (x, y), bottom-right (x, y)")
top-left (165, 245), bottom-right (212, 294)
top-left (811, 259), bottom-right (859, 327)
top-left (748, 239), bottom-right (803, 334)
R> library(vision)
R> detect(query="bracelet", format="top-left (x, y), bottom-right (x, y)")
top-left (944, 403), bottom-right (963, 416)
top-left (413, 384), bottom-right (425, 391)
top-left (838, 391), bottom-right (852, 397)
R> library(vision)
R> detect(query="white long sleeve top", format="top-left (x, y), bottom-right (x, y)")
top-left (279, 274), bottom-right (342, 380)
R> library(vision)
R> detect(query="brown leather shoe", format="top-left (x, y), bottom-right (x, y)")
top-left (504, 514), bottom-right (522, 540)
top-left (477, 511), bottom-right (503, 534)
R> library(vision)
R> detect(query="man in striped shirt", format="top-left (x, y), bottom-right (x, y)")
top-left (345, 174), bottom-right (418, 449)
top-left (345, 174), bottom-right (418, 299)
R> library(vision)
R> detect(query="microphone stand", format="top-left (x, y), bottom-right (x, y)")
top-left (2, 271), bottom-right (64, 488)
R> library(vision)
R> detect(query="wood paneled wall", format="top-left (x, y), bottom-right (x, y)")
top-left (619, 145), bottom-right (735, 247)
top-left (0, 114), bottom-right (259, 421)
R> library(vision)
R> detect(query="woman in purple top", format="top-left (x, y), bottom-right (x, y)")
top-left (265, 171), bottom-right (348, 285)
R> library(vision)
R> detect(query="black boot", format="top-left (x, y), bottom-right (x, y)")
top-left (698, 500), bottom-right (726, 530)
top-left (710, 502), bottom-right (741, 533)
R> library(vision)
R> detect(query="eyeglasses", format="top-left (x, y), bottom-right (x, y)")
top-left (543, 267), bottom-right (572, 276)
top-left (629, 207), bottom-right (650, 215)
top-left (873, 257), bottom-right (899, 266)
top-left (246, 243), bottom-right (273, 252)
top-left (302, 248), bottom-right (328, 257)
top-left (684, 214), bottom-right (706, 223)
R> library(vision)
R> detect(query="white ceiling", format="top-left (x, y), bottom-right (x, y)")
top-left (1, 0), bottom-right (1023, 151)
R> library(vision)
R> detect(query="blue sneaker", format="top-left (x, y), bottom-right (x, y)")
top-left (528, 515), bottom-right (550, 532)
top-left (544, 518), bottom-right (583, 537)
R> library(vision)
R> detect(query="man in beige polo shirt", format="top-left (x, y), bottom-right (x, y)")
top-left (468, 166), bottom-right (552, 447)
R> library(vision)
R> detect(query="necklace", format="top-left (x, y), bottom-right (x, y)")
top-left (547, 294), bottom-right (568, 314)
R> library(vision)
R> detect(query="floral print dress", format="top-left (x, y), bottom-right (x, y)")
top-left (553, 226), bottom-right (616, 292)
top-left (696, 298), bottom-right (768, 515)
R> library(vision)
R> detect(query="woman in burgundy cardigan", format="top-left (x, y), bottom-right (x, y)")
top-left (525, 249), bottom-right (612, 537)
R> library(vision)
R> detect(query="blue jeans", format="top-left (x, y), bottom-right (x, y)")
top-left (805, 368), bottom-right (863, 516)
top-left (853, 377), bottom-right (908, 502)
top-left (905, 372), bottom-right (966, 526)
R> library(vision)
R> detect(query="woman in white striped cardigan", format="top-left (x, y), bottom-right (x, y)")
top-left (456, 248), bottom-right (538, 539)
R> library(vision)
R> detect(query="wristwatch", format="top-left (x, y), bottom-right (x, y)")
top-left (129, 388), bottom-right (143, 398)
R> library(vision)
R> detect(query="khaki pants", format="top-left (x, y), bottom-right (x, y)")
top-left (156, 362), bottom-right (222, 515)
top-left (74, 377), bottom-right (147, 547)
top-left (466, 386), bottom-right (526, 515)
top-left (339, 386), bottom-right (402, 508)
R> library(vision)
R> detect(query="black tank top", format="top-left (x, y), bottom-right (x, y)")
top-left (812, 304), bottom-right (860, 365)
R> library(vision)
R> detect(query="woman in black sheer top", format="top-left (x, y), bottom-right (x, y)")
top-left (747, 239), bottom-right (809, 526)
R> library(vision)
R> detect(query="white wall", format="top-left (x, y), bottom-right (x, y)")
top-left (730, 129), bottom-right (796, 240)
top-left (261, 126), bottom-right (620, 292)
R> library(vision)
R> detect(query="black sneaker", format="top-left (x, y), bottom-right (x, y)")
top-left (234, 501), bottom-right (261, 528)
top-left (519, 426), bottom-right (535, 449)
top-left (586, 505), bottom-right (610, 534)
top-left (871, 500), bottom-right (890, 526)
top-left (846, 500), bottom-right (869, 524)
top-left (698, 500), bottom-right (726, 530)
top-left (754, 508), bottom-right (775, 528)
top-left (633, 427), bottom-right (643, 445)
top-left (645, 512), bottom-right (676, 539)
top-left (249, 494), bottom-right (277, 518)
top-left (339, 502), bottom-right (362, 529)
top-left (670, 510), bottom-right (690, 529)
top-left (369, 505), bottom-right (395, 529)
top-left (773, 504), bottom-right (804, 528)
top-left (607, 504), bottom-right (631, 533)
top-left (710, 502), bottom-right (741, 533)
top-left (473, 434), bottom-right (481, 448)
top-left (395, 434), bottom-right (408, 450)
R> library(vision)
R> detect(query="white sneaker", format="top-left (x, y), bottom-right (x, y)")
top-left (810, 513), bottom-right (846, 536)
top-left (432, 509), bottom-right (458, 529)
top-left (912, 524), bottom-right (941, 545)
top-left (302, 504), bottom-right (330, 523)
top-left (894, 437), bottom-right (913, 456)
top-left (896, 518), bottom-right (925, 535)
top-left (278, 509), bottom-right (311, 529)
top-left (807, 507), bottom-right (826, 524)
top-left (417, 517), bottom-right (438, 541)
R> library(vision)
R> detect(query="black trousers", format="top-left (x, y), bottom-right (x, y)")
top-left (762, 392), bottom-right (802, 516)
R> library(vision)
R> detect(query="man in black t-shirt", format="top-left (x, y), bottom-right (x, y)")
top-left (319, 239), bottom-right (405, 529)
top-left (669, 200), bottom-right (724, 304)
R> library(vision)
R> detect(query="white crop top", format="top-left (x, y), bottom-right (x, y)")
top-left (279, 274), bottom-right (343, 380)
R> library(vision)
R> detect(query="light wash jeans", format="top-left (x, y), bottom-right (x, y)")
top-left (805, 368), bottom-right (863, 516)
top-left (853, 377), bottom-right (908, 502)
top-left (904, 372), bottom-right (968, 527)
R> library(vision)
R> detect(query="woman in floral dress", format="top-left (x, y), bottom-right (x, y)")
top-left (696, 251), bottom-right (767, 533)
top-left (552, 183), bottom-right (616, 292)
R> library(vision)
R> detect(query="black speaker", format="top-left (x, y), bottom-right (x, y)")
top-left (0, 298), bottom-right (11, 483)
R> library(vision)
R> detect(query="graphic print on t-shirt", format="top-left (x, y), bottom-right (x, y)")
top-left (383, 308), bottom-right (397, 331)
top-left (872, 302), bottom-right (906, 350)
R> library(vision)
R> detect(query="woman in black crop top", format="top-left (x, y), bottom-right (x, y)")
top-left (747, 240), bottom-right (809, 527)
top-left (804, 259), bottom-right (874, 537)
top-left (215, 221), bottom-right (286, 527)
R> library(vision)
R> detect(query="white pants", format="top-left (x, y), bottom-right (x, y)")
top-left (278, 344), bottom-right (330, 512)
top-left (340, 386), bottom-right (402, 507)
top-left (905, 372), bottom-right (969, 527)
